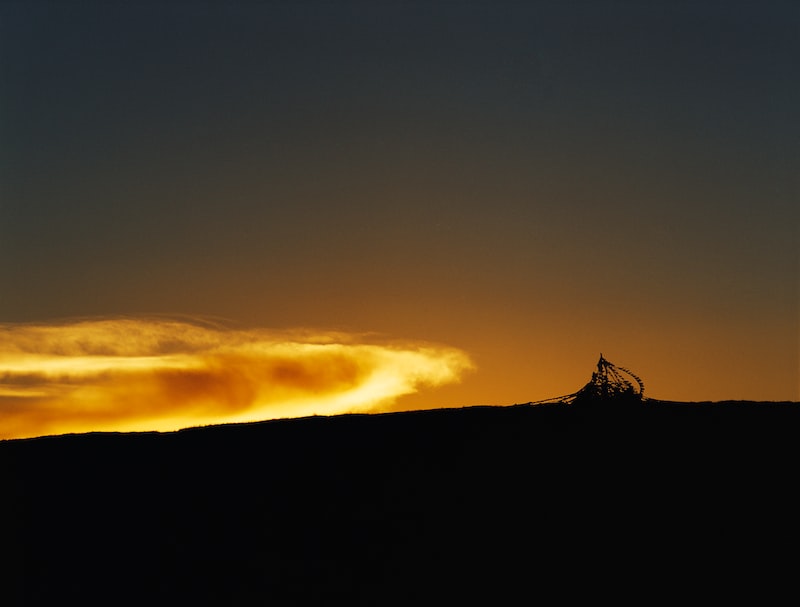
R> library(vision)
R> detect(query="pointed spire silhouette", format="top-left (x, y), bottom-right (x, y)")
top-left (525, 354), bottom-right (645, 407)
top-left (572, 354), bottom-right (644, 405)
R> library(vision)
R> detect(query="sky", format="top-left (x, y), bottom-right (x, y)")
top-left (1, 1), bottom-right (798, 437)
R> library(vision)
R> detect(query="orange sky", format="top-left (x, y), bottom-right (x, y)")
top-left (1, 1), bottom-right (797, 438)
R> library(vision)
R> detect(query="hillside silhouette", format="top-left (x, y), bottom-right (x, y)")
top-left (3, 394), bottom-right (799, 604)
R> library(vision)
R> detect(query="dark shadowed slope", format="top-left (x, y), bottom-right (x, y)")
top-left (3, 400), bottom-right (799, 604)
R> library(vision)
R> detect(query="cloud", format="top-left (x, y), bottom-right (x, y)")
top-left (0, 318), bottom-right (474, 440)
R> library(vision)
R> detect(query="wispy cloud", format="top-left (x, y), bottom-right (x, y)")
top-left (0, 318), bottom-right (473, 439)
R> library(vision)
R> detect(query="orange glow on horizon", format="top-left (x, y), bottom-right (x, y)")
top-left (0, 318), bottom-right (474, 440)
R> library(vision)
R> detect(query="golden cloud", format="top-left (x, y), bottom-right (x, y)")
top-left (0, 318), bottom-right (474, 440)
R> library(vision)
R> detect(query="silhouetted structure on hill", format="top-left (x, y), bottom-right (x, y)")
top-left (527, 354), bottom-right (645, 407)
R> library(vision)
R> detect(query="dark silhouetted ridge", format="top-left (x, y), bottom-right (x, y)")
top-left (3, 400), bottom-right (799, 604)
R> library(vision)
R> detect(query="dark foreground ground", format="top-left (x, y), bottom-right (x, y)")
top-left (3, 400), bottom-right (799, 604)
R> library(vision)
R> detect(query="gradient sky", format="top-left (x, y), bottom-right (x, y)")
top-left (2, 0), bottom-right (798, 421)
